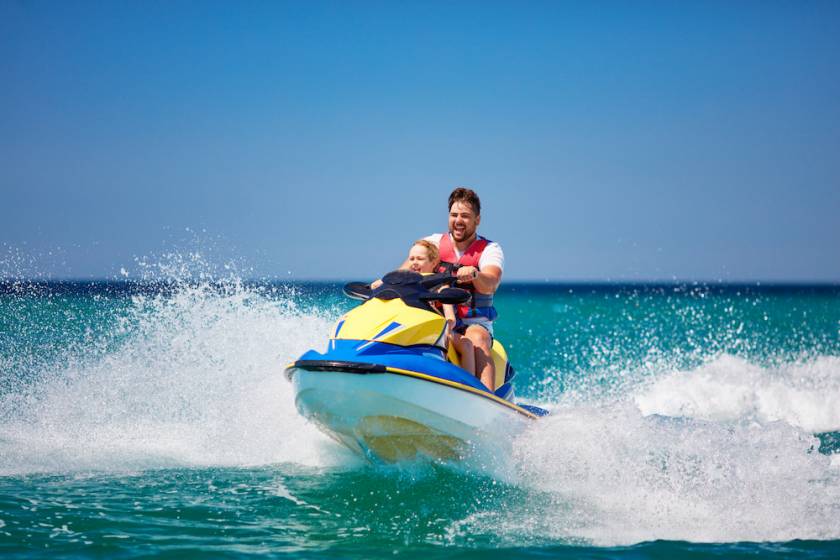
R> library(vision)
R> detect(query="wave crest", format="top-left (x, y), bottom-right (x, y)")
top-left (634, 354), bottom-right (840, 433)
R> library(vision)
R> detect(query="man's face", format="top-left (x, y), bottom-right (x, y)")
top-left (448, 201), bottom-right (480, 243)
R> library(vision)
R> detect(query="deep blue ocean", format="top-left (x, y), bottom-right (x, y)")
top-left (2, 270), bottom-right (839, 558)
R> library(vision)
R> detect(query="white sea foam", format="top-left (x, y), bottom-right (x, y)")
top-left (483, 352), bottom-right (840, 546)
top-left (634, 354), bottom-right (840, 433)
top-left (499, 401), bottom-right (840, 546)
top-left (0, 279), bottom-right (355, 476)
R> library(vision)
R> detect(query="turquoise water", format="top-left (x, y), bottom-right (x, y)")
top-left (2, 276), bottom-right (840, 558)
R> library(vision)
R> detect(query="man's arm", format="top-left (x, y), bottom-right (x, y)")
top-left (456, 264), bottom-right (502, 294)
top-left (458, 240), bottom-right (503, 293)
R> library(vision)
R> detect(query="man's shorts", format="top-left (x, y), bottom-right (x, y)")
top-left (454, 316), bottom-right (494, 339)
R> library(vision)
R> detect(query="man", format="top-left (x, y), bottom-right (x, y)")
top-left (407, 187), bottom-right (504, 391)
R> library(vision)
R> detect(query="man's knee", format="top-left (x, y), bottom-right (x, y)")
top-left (464, 326), bottom-right (492, 351)
top-left (455, 335), bottom-right (473, 352)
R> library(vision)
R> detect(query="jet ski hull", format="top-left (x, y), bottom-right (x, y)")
top-left (284, 273), bottom-right (548, 464)
top-left (287, 365), bottom-right (536, 464)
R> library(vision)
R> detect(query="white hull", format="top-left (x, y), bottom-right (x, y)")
top-left (289, 369), bottom-right (532, 464)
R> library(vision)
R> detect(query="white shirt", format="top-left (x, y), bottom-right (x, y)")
top-left (424, 233), bottom-right (505, 273)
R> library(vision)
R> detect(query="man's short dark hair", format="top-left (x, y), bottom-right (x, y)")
top-left (448, 187), bottom-right (481, 216)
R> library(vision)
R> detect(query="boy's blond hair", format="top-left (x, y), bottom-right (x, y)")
top-left (412, 239), bottom-right (439, 265)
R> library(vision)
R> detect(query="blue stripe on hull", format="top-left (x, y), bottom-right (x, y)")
top-left (297, 339), bottom-right (490, 394)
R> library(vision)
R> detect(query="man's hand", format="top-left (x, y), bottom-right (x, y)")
top-left (455, 266), bottom-right (478, 284)
top-left (461, 264), bottom-right (502, 294)
top-left (371, 279), bottom-right (383, 289)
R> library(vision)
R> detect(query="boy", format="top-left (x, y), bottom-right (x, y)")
top-left (405, 240), bottom-right (476, 378)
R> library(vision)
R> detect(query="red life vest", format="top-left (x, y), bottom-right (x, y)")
top-left (438, 233), bottom-right (489, 270)
top-left (436, 234), bottom-right (496, 320)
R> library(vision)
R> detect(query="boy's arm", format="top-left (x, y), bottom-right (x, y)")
top-left (443, 304), bottom-right (456, 328)
top-left (371, 258), bottom-right (412, 289)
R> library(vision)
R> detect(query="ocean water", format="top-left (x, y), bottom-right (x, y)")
top-left (2, 268), bottom-right (840, 558)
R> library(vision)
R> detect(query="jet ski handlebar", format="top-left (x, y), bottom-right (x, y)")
top-left (418, 272), bottom-right (457, 290)
top-left (343, 282), bottom-right (374, 301)
top-left (342, 270), bottom-right (470, 307)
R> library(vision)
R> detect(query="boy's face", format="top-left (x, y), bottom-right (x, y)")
top-left (408, 245), bottom-right (436, 273)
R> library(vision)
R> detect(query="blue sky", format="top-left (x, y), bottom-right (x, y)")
top-left (2, 1), bottom-right (839, 281)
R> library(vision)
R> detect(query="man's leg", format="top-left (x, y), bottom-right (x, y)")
top-left (451, 333), bottom-right (475, 376)
top-left (463, 324), bottom-right (494, 391)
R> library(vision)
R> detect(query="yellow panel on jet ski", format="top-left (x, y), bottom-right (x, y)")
top-left (491, 340), bottom-right (508, 389)
top-left (356, 416), bottom-right (467, 462)
top-left (333, 298), bottom-right (446, 347)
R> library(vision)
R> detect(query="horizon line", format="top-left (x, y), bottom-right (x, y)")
top-left (2, 277), bottom-right (839, 287)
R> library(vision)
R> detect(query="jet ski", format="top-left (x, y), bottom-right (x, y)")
top-left (284, 270), bottom-right (548, 464)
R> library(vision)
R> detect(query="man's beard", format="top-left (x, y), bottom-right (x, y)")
top-left (451, 226), bottom-right (475, 242)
